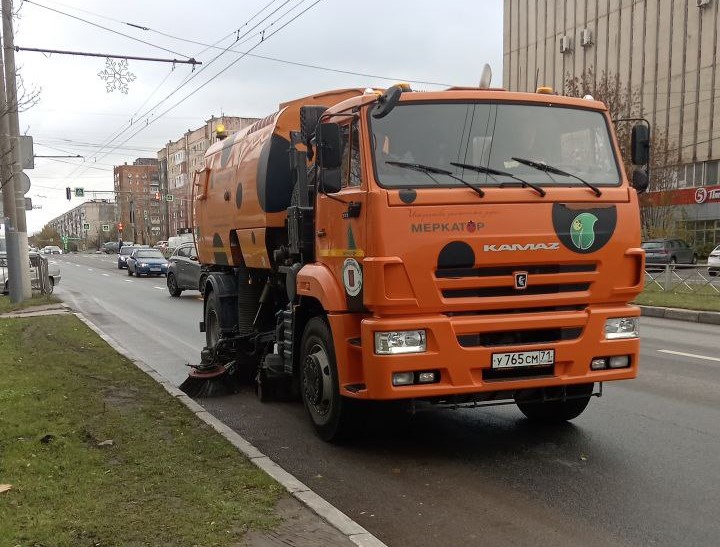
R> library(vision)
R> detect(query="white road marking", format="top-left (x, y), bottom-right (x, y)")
top-left (87, 268), bottom-right (93, 271)
top-left (658, 349), bottom-right (720, 363)
top-left (102, 273), bottom-right (110, 277)
top-left (153, 286), bottom-right (165, 290)
top-left (124, 279), bottom-right (134, 283)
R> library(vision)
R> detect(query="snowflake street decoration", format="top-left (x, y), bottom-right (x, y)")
top-left (98, 58), bottom-right (136, 94)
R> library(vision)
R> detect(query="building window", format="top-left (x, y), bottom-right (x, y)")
top-left (706, 161), bottom-right (718, 186)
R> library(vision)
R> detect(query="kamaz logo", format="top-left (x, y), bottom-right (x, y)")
top-left (483, 243), bottom-right (560, 252)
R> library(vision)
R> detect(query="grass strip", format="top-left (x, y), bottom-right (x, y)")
top-left (635, 286), bottom-right (720, 312)
top-left (0, 294), bottom-right (61, 314)
top-left (0, 314), bottom-right (281, 546)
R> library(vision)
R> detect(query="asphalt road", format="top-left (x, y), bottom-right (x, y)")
top-left (54, 253), bottom-right (720, 547)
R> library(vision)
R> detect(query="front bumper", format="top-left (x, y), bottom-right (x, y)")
top-left (330, 305), bottom-right (639, 400)
top-left (137, 264), bottom-right (168, 275)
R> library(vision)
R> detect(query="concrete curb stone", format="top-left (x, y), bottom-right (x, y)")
top-left (639, 305), bottom-right (720, 324)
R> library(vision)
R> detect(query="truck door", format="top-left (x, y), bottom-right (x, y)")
top-left (315, 118), bottom-right (368, 312)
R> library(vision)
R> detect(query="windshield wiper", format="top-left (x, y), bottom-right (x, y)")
top-left (386, 161), bottom-right (484, 197)
top-left (450, 162), bottom-right (546, 197)
top-left (511, 157), bottom-right (602, 197)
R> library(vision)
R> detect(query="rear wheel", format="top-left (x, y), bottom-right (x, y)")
top-left (167, 273), bottom-right (182, 297)
top-left (204, 290), bottom-right (221, 351)
top-left (300, 317), bottom-right (355, 442)
top-left (516, 384), bottom-right (594, 423)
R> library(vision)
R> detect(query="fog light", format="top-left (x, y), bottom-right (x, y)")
top-left (591, 358), bottom-right (607, 370)
top-left (375, 330), bottom-right (427, 354)
top-left (605, 317), bottom-right (639, 339)
top-left (417, 371), bottom-right (438, 384)
top-left (392, 372), bottom-right (414, 386)
top-left (608, 355), bottom-right (630, 369)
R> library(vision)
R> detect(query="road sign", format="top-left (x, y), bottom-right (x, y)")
top-left (101, 224), bottom-right (110, 232)
top-left (18, 172), bottom-right (31, 194)
top-left (166, 194), bottom-right (174, 201)
top-left (74, 187), bottom-right (84, 197)
top-left (24, 197), bottom-right (32, 211)
top-left (83, 223), bottom-right (90, 230)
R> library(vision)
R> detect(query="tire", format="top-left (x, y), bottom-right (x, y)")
top-left (46, 277), bottom-right (55, 295)
top-left (198, 274), bottom-right (207, 297)
top-left (204, 290), bottom-right (221, 350)
top-left (670, 257), bottom-right (677, 266)
top-left (516, 383), bottom-right (594, 423)
top-left (692, 255), bottom-right (698, 265)
top-left (167, 273), bottom-right (182, 297)
top-left (117, 263), bottom-right (123, 269)
top-left (300, 317), bottom-right (355, 442)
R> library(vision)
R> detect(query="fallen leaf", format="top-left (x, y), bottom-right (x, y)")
top-left (97, 439), bottom-right (114, 447)
top-left (0, 484), bottom-right (11, 494)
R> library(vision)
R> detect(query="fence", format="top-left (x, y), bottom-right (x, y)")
top-left (644, 263), bottom-right (720, 295)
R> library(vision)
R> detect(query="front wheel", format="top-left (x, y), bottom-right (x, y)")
top-left (167, 273), bottom-right (182, 297)
top-left (204, 290), bottom-right (221, 351)
top-left (516, 384), bottom-right (594, 423)
top-left (300, 317), bottom-right (355, 442)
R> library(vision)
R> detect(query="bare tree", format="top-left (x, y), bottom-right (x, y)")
top-left (564, 68), bottom-right (679, 237)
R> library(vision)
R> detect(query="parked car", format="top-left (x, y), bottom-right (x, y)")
top-left (166, 242), bottom-right (203, 296)
top-left (0, 252), bottom-right (61, 294)
top-left (41, 245), bottom-right (62, 255)
top-left (126, 248), bottom-right (168, 277)
top-left (117, 245), bottom-right (137, 269)
top-left (707, 244), bottom-right (720, 277)
top-left (642, 238), bottom-right (697, 265)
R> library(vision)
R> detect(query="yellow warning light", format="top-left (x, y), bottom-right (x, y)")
top-left (395, 82), bottom-right (412, 92)
top-left (216, 123), bottom-right (227, 140)
top-left (536, 86), bottom-right (554, 94)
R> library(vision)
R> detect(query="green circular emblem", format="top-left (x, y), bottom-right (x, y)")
top-left (570, 213), bottom-right (598, 250)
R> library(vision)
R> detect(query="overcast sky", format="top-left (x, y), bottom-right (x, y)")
top-left (14, 0), bottom-right (504, 233)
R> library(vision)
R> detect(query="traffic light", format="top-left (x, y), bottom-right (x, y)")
top-left (66, 187), bottom-right (71, 201)
top-left (118, 222), bottom-right (124, 232)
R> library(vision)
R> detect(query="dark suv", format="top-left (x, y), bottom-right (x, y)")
top-left (642, 238), bottom-right (697, 265)
top-left (166, 242), bottom-right (204, 296)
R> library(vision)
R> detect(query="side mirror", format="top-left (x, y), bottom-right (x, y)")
top-left (372, 85), bottom-right (403, 119)
top-left (632, 169), bottom-right (649, 193)
top-left (320, 167), bottom-right (342, 194)
top-left (316, 123), bottom-right (343, 169)
top-left (631, 124), bottom-right (650, 166)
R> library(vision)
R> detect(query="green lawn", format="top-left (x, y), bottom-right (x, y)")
top-left (635, 285), bottom-right (720, 312)
top-left (0, 314), bottom-right (281, 546)
top-left (0, 294), bottom-right (61, 314)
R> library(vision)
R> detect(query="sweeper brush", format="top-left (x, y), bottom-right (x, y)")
top-left (179, 361), bottom-right (240, 398)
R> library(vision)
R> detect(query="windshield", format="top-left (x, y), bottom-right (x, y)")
top-left (371, 102), bottom-right (620, 189)
top-left (120, 247), bottom-right (135, 255)
top-left (136, 250), bottom-right (164, 259)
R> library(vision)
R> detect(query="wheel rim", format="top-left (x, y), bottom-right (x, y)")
top-left (168, 274), bottom-right (177, 293)
top-left (303, 342), bottom-right (333, 421)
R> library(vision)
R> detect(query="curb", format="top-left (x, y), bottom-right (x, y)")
top-left (639, 305), bottom-right (720, 325)
top-left (72, 310), bottom-right (387, 547)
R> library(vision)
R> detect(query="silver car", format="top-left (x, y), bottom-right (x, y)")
top-left (708, 245), bottom-right (720, 277)
top-left (0, 252), bottom-right (61, 294)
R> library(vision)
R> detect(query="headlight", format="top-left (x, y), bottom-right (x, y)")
top-left (374, 330), bottom-right (426, 354)
top-left (140, 262), bottom-right (148, 267)
top-left (604, 317), bottom-right (639, 339)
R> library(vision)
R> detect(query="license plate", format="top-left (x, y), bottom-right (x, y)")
top-left (491, 349), bottom-right (555, 369)
top-left (150, 267), bottom-right (161, 271)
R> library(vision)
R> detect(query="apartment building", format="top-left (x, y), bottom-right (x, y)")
top-left (46, 200), bottom-right (116, 250)
top-left (159, 116), bottom-right (258, 237)
top-left (113, 158), bottom-right (163, 244)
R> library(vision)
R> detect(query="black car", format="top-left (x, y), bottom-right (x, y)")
top-left (166, 242), bottom-right (203, 296)
top-left (642, 238), bottom-right (697, 265)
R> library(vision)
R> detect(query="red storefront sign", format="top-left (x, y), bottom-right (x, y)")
top-left (643, 184), bottom-right (720, 206)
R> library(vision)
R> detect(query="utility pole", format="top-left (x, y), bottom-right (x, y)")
top-left (0, 0), bottom-right (30, 301)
